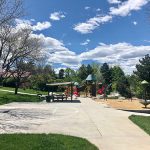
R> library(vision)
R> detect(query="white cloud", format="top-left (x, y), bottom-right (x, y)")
top-left (80, 39), bottom-right (90, 46)
top-left (30, 33), bottom-right (81, 68)
top-left (32, 21), bottom-right (51, 31)
top-left (50, 12), bottom-right (65, 21)
top-left (15, 19), bottom-right (51, 31)
top-left (133, 21), bottom-right (138, 25)
top-left (85, 6), bottom-right (90, 10)
top-left (96, 8), bottom-right (101, 12)
top-left (74, 0), bottom-right (149, 34)
top-left (109, 0), bottom-right (149, 16)
top-left (108, 0), bottom-right (121, 4)
top-left (74, 15), bottom-right (112, 34)
top-left (79, 42), bottom-right (150, 74)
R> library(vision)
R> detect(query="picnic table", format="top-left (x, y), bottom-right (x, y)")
top-left (53, 94), bottom-right (67, 101)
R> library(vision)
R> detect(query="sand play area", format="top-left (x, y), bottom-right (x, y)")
top-left (96, 98), bottom-right (150, 111)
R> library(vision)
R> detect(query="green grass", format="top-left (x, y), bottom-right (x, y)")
top-left (0, 134), bottom-right (98, 150)
top-left (0, 91), bottom-right (41, 105)
top-left (129, 115), bottom-right (150, 135)
top-left (0, 86), bottom-right (48, 95)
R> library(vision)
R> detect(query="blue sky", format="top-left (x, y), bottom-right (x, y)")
top-left (18, 0), bottom-right (150, 73)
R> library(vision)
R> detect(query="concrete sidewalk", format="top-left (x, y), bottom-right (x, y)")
top-left (0, 97), bottom-right (150, 150)
top-left (80, 97), bottom-right (150, 150)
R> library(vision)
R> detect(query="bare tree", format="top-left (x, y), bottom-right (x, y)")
top-left (0, 27), bottom-right (42, 89)
top-left (1, 27), bottom-right (41, 71)
top-left (0, 0), bottom-right (23, 26)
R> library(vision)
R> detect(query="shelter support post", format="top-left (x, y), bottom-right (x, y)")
top-left (71, 83), bottom-right (73, 101)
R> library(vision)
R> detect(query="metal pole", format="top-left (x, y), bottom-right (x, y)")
top-left (71, 83), bottom-right (73, 101)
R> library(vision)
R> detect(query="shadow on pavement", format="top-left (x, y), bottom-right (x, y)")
top-left (118, 109), bottom-right (150, 114)
top-left (52, 100), bottom-right (81, 103)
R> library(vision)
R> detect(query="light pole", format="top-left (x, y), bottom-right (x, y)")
top-left (141, 80), bottom-right (149, 102)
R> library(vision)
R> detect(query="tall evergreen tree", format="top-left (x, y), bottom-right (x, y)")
top-left (134, 54), bottom-right (150, 83)
top-left (100, 63), bottom-right (112, 85)
top-left (86, 64), bottom-right (93, 75)
top-left (59, 69), bottom-right (64, 79)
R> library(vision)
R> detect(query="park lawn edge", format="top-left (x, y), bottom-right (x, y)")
top-left (129, 115), bottom-right (150, 135)
top-left (0, 133), bottom-right (99, 150)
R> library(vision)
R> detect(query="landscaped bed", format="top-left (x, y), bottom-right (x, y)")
top-left (129, 115), bottom-right (150, 135)
top-left (0, 134), bottom-right (98, 150)
top-left (0, 91), bottom-right (41, 105)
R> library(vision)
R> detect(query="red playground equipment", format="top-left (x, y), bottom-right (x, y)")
top-left (97, 85), bottom-right (106, 95)
top-left (73, 86), bottom-right (80, 97)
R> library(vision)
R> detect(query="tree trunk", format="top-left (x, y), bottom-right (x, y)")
top-left (15, 82), bottom-right (19, 94)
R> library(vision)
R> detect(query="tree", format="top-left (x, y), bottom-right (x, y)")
top-left (128, 74), bottom-right (142, 98)
top-left (111, 66), bottom-right (125, 91)
top-left (0, 27), bottom-right (42, 94)
top-left (59, 69), bottom-right (64, 79)
top-left (116, 76), bottom-right (131, 98)
top-left (100, 63), bottom-right (112, 85)
top-left (0, 0), bottom-right (23, 26)
top-left (134, 54), bottom-right (150, 98)
top-left (86, 64), bottom-right (93, 75)
top-left (30, 65), bottom-right (56, 92)
top-left (78, 64), bottom-right (88, 81)
top-left (1, 28), bottom-right (41, 76)
top-left (91, 63), bottom-right (103, 82)
top-left (134, 54), bottom-right (150, 83)
top-left (12, 59), bottom-right (34, 94)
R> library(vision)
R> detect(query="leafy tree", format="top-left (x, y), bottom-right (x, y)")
top-left (111, 66), bottom-right (124, 82)
top-left (91, 63), bottom-right (103, 82)
top-left (78, 64), bottom-right (88, 81)
top-left (128, 74), bottom-right (142, 98)
top-left (30, 65), bottom-right (56, 91)
top-left (111, 66), bottom-right (125, 91)
top-left (134, 54), bottom-right (150, 98)
top-left (100, 63), bottom-right (112, 85)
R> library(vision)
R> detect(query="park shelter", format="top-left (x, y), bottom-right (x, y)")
top-left (46, 82), bottom-right (74, 101)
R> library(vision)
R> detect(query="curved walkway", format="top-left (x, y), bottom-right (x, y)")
top-left (0, 97), bottom-right (150, 150)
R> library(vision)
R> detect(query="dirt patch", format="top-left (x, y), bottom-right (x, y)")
top-left (95, 99), bottom-right (150, 110)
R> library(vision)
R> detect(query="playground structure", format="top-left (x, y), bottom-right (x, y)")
top-left (79, 74), bottom-right (111, 99)
top-left (45, 74), bottom-right (112, 102)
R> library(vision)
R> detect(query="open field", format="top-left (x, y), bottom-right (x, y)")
top-left (129, 115), bottom-right (150, 135)
top-left (0, 134), bottom-right (98, 150)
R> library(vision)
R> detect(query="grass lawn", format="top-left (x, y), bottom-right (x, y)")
top-left (0, 86), bottom-right (48, 95)
top-left (0, 134), bottom-right (98, 150)
top-left (0, 91), bottom-right (41, 105)
top-left (129, 115), bottom-right (150, 135)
